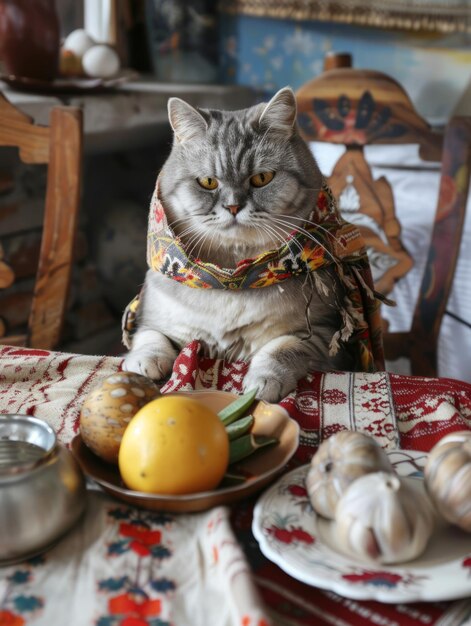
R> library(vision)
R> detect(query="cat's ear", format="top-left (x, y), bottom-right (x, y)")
top-left (258, 87), bottom-right (297, 134)
top-left (168, 98), bottom-right (207, 143)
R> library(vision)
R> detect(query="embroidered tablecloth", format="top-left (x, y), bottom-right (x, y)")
top-left (1, 342), bottom-right (471, 626)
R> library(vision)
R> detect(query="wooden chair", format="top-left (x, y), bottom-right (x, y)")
top-left (296, 56), bottom-right (471, 377)
top-left (0, 93), bottom-right (83, 349)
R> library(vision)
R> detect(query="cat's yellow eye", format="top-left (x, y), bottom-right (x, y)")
top-left (197, 176), bottom-right (219, 190)
top-left (250, 172), bottom-right (275, 188)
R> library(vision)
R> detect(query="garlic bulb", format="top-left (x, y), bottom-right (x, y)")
top-left (335, 472), bottom-right (435, 564)
top-left (305, 431), bottom-right (393, 518)
top-left (424, 431), bottom-right (471, 532)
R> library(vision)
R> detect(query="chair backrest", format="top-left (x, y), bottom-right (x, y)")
top-left (0, 93), bottom-right (83, 349)
top-left (296, 55), bottom-right (471, 377)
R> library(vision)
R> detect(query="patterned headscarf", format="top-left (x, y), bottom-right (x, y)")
top-left (123, 179), bottom-right (386, 372)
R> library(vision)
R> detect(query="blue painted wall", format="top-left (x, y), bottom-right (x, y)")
top-left (219, 14), bottom-right (471, 122)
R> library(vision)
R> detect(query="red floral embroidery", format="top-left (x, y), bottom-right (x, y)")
top-left (128, 541), bottom-right (152, 557)
top-left (154, 205), bottom-right (165, 223)
top-left (317, 192), bottom-right (328, 212)
top-left (289, 528), bottom-right (315, 543)
top-left (8, 349), bottom-right (50, 357)
top-left (287, 484), bottom-right (308, 498)
top-left (322, 388), bottom-right (348, 404)
top-left (119, 523), bottom-right (162, 556)
top-left (109, 593), bottom-right (161, 618)
top-left (342, 571), bottom-right (403, 587)
top-left (0, 610), bottom-right (25, 626)
top-left (241, 617), bottom-right (270, 626)
top-left (98, 508), bottom-right (173, 626)
top-left (266, 525), bottom-right (314, 545)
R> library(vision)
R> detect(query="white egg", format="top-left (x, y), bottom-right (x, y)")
top-left (63, 29), bottom-right (95, 58)
top-left (82, 45), bottom-right (121, 79)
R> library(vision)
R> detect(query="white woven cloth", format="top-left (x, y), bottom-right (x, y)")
top-left (0, 346), bottom-right (269, 626)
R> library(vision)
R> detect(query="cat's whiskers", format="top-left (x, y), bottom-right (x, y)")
top-left (165, 219), bottom-right (195, 239)
top-left (270, 216), bottom-right (338, 263)
top-left (252, 222), bottom-right (285, 251)
top-left (175, 222), bottom-right (201, 236)
top-left (168, 213), bottom-right (211, 240)
top-left (183, 224), bottom-right (209, 254)
top-left (251, 221), bottom-right (294, 251)
top-left (311, 221), bottom-right (345, 245)
top-left (187, 236), bottom-right (207, 260)
top-left (253, 217), bottom-right (304, 256)
top-left (167, 216), bottom-right (191, 230)
top-left (256, 222), bottom-right (302, 257)
top-left (248, 216), bottom-right (287, 249)
top-left (247, 215), bottom-right (280, 238)
top-left (167, 213), bottom-right (210, 237)
top-left (187, 230), bottom-right (210, 258)
top-left (205, 225), bottom-right (221, 259)
top-left (257, 223), bottom-right (284, 245)
top-left (271, 216), bottom-right (336, 261)
top-left (193, 219), bottom-right (223, 259)
top-left (174, 224), bottom-right (205, 245)
top-left (196, 233), bottom-right (212, 260)
top-left (279, 213), bottom-right (344, 246)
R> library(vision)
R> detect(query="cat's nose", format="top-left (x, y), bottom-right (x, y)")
top-left (224, 204), bottom-right (243, 216)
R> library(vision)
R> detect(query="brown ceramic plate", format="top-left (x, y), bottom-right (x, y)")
top-left (71, 390), bottom-right (299, 513)
top-left (0, 70), bottom-right (138, 95)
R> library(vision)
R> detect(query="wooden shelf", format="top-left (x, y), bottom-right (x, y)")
top-left (0, 80), bottom-right (258, 154)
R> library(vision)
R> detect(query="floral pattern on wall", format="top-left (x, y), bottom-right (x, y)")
top-left (219, 14), bottom-right (471, 120)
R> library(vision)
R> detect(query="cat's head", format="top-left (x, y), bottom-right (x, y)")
top-left (159, 87), bottom-right (323, 263)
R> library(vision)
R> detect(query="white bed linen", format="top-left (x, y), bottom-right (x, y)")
top-left (310, 142), bottom-right (471, 383)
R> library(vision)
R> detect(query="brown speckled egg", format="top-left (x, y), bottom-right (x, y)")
top-left (79, 372), bottom-right (160, 464)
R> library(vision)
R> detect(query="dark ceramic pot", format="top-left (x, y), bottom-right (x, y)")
top-left (0, 0), bottom-right (60, 81)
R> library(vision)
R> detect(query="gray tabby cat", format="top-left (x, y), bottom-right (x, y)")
top-left (123, 87), bottom-right (355, 401)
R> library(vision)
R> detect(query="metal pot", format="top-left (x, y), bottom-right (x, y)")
top-left (0, 415), bottom-right (86, 565)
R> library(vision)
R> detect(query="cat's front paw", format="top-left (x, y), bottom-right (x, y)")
top-left (243, 368), bottom-right (296, 403)
top-left (123, 348), bottom-right (176, 381)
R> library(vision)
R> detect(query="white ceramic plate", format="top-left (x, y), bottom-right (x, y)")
top-left (253, 449), bottom-right (471, 603)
